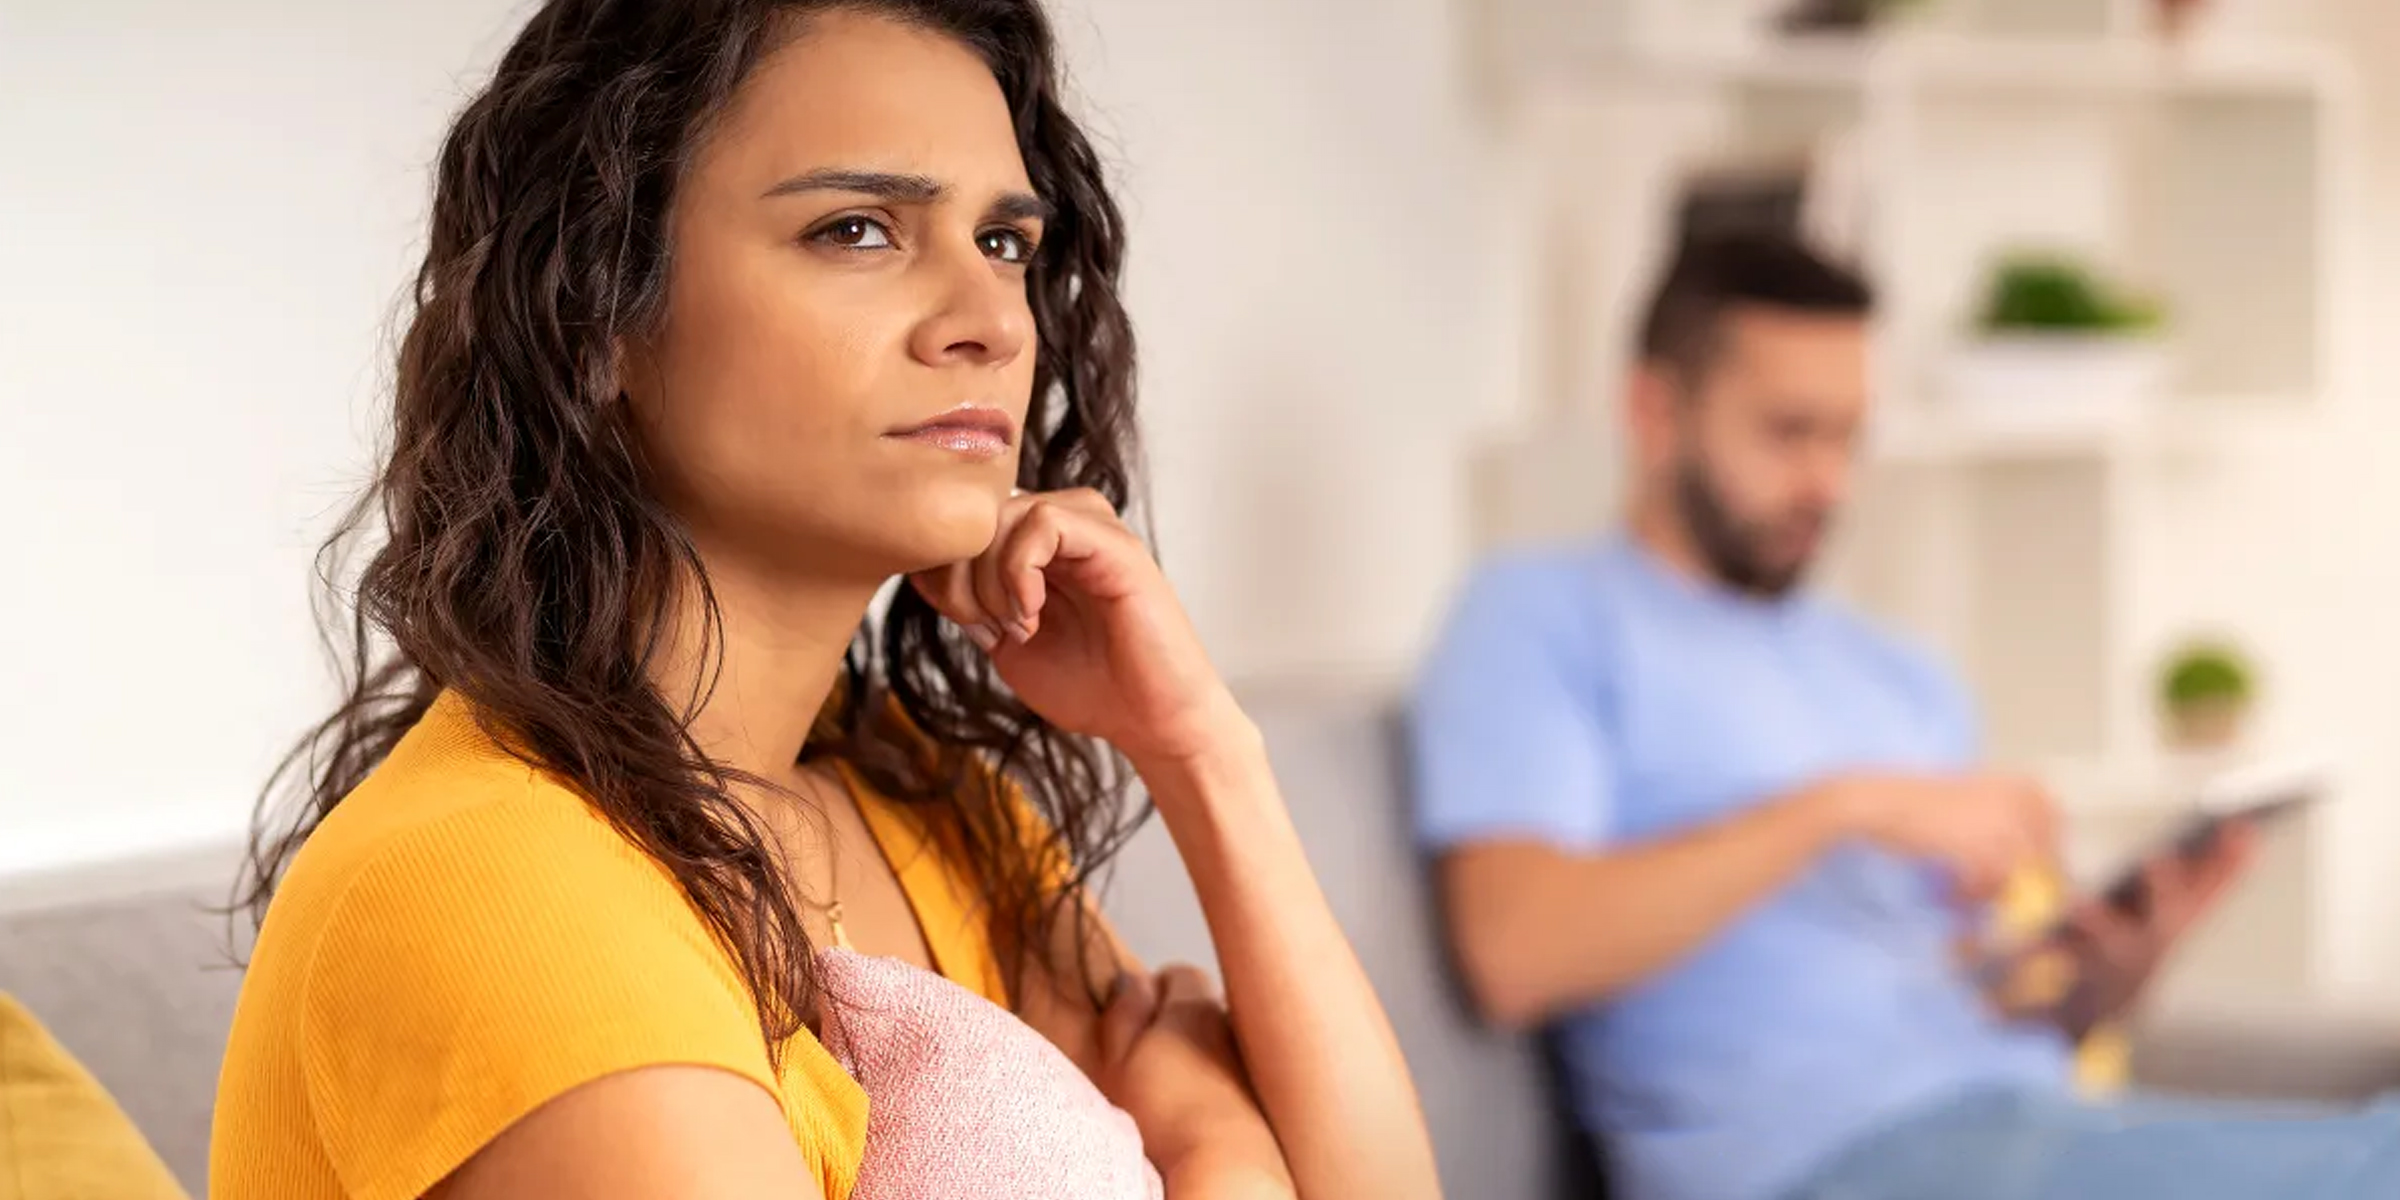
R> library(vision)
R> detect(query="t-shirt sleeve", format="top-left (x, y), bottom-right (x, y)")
top-left (1410, 560), bottom-right (1619, 852)
top-left (295, 796), bottom-right (800, 1200)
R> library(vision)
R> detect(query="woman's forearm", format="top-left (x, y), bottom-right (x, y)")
top-left (1131, 713), bottom-right (1443, 1200)
top-left (1164, 1148), bottom-right (1303, 1200)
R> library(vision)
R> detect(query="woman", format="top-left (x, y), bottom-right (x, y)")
top-left (208, 2), bottom-right (1441, 1198)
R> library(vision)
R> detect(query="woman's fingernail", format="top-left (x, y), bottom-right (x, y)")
top-left (1011, 618), bottom-right (1037, 644)
top-left (965, 624), bottom-right (1001, 652)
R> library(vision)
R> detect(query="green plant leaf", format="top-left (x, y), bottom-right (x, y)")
top-left (2160, 643), bottom-right (2254, 708)
top-left (1979, 253), bottom-right (2167, 334)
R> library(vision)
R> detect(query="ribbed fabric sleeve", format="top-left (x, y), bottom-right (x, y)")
top-left (210, 692), bottom-right (868, 1200)
top-left (297, 794), bottom-right (862, 1200)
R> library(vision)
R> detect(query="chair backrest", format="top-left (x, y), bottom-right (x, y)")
top-left (1104, 684), bottom-right (1575, 1200)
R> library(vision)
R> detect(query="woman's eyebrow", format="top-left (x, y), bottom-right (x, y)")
top-left (988, 192), bottom-right (1054, 225)
top-left (763, 167), bottom-right (1050, 224)
top-left (763, 167), bottom-right (945, 202)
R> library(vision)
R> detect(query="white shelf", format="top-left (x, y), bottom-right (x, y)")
top-left (1544, 35), bottom-right (1880, 93)
top-left (1489, 26), bottom-right (2345, 103)
top-left (1870, 410), bottom-right (2143, 465)
top-left (1902, 35), bottom-right (2344, 97)
top-left (1867, 399), bottom-right (2316, 466)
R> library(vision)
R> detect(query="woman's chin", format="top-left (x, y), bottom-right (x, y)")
top-left (884, 486), bottom-right (1012, 571)
top-left (732, 481), bottom-right (1011, 583)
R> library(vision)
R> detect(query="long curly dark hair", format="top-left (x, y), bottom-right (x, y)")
top-left (239, 0), bottom-right (1144, 1048)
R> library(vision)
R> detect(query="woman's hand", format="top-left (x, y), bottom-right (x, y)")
top-left (920, 490), bottom-right (1442, 1200)
top-left (908, 489), bottom-right (1248, 766)
top-left (1098, 966), bottom-right (1293, 1196)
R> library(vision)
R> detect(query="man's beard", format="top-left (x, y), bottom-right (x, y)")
top-left (1673, 454), bottom-right (1823, 599)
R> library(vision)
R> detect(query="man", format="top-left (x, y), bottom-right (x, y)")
top-left (1412, 233), bottom-right (2398, 1200)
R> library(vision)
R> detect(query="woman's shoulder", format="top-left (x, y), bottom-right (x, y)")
top-left (244, 697), bottom-right (749, 1071)
top-left (268, 692), bottom-right (682, 942)
top-left (233, 692), bottom-right (870, 1200)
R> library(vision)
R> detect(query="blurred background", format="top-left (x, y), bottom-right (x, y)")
top-left (8, 1), bottom-right (2400, 1190)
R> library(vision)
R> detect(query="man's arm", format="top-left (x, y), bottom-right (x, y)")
top-left (1440, 784), bottom-right (1847, 1029)
top-left (1444, 773), bottom-right (2060, 1030)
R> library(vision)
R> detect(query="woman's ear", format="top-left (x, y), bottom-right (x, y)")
top-left (609, 337), bottom-right (661, 467)
top-left (612, 336), bottom-right (646, 408)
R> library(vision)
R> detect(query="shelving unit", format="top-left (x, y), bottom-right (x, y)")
top-left (1465, 0), bottom-right (2356, 996)
top-left (1504, 28), bottom-right (2337, 97)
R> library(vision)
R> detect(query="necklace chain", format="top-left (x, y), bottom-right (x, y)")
top-left (790, 765), bottom-right (853, 952)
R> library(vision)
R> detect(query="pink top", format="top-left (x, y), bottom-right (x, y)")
top-left (816, 948), bottom-right (1165, 1200)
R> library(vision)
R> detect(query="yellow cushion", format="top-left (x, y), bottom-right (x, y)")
top-left (0, 992), bottom-right (190, 1200)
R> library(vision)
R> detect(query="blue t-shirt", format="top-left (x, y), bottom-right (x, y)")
top-left (1411, 539), bottom-right (2073, 1200)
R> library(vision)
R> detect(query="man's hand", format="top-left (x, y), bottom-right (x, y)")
top-left (1829, 773), bottom-right (2061, 901)
top-left (2048, 820), bottom-right (2262, 1036)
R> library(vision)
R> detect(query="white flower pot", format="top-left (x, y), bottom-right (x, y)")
top-left (1939, 335), bottom-right (2171, 435)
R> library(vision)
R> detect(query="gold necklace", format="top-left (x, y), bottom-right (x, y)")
top-left (794, 767), bottom-right (855, 953)
top-left (825, 897), bottom-right (854, 952)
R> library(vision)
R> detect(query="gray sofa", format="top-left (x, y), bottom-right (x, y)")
top-left (0, 846), bottom-right (249, 1197)
top-left (5, 685), bottom-right (2399, 1199)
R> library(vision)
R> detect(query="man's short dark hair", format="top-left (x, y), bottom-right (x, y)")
top-left (1636, 233), bottom-right (1873, 381)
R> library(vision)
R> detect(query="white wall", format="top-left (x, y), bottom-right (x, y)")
top-left (1, 0), bottom-right (518, 873)
top-left (0, 0), bottom-right (1515, 873)
top-left (1042, 0), bottom-right (1522, 681)
top-left (2255, 0), bottom-right (2400, 994)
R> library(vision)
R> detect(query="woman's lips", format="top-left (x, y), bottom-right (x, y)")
top-left (887, 406), bottom-right (1016, 460)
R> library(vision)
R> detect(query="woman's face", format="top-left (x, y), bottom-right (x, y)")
top-left (626, 9), bottom-right (1044, 585)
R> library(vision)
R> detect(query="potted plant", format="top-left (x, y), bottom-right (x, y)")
top-left (1942, 253), bottom-right (2171, 433)
top-left (2159, 640), bottom-right (2255, 751)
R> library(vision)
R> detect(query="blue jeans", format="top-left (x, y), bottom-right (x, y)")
top-left (1789, 1087), bottom-right (2400, 1200)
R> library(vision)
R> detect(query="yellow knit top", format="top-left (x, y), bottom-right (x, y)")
top-left (210, 690), bottom-right (1010, 1200)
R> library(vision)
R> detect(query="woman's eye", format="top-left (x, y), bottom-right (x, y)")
top-left (979, 227), bottom-right (1036, 265)
top-left (811, 215), bottom-right (895, 251)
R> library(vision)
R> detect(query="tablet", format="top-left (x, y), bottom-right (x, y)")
top-left (2092, 760), bottom-right (2325, 916)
